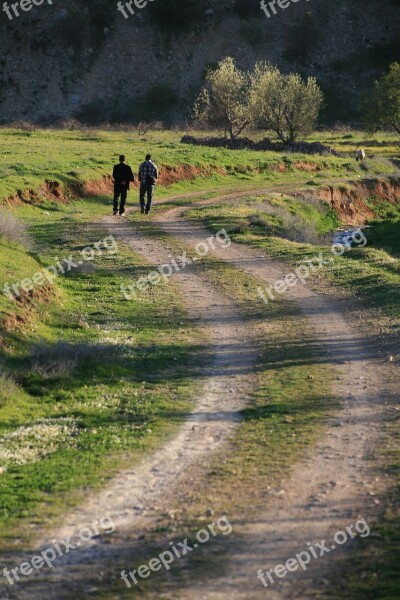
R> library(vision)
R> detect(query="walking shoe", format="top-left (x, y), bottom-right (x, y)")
top-left (119, 211), bottom-right (126, 217)
top-left (145, 209), bottom-right (150, 214)
top-left (141, 208), bottom-right (145, 214)
top-left (113, 210), bottom-right (118, 216)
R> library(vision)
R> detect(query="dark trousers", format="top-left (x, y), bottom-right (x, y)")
top-left (140, 184), bottom-right (154, 212)
top-left (114, 185), bottom-right (128, 214)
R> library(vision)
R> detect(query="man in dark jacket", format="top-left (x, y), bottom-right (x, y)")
top-left (138, 154), bottom-right (158, 214)
top-left (112, 155), bottom-right (135, 216)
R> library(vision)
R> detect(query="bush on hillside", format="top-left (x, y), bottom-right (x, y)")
top-left (364, 62), bottom-right (400, 135)
top-left (0, 211), bottom-right (33, 250)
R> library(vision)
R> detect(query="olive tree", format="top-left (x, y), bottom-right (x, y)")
top-left (364, 62), bottom-right (400, 135)
top-left (194, 57), bottom-right (250, 140)
top-left (249, 63), bottom-right (324, 144)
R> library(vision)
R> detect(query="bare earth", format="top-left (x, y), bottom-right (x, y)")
top-left (151, 198), bottom-right (397, 599)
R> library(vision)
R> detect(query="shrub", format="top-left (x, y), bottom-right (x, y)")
top-left (0, 373), bottom-right (21, 408)
top-left (28, 342), bottom-right (105, 379)
top-left (59, 119), bottom-right (85, 131)
top-left (278, 211), bottom-right (325, 245)
top-left (249, 214), bottom-right (273, 233)
top-left (0, 211), bottom-right (33, 250)
top-left (364, 62), bottom-right (400, 135)
top-left (7, 121), bottom-right (36, 131)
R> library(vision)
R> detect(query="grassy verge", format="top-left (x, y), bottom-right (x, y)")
top-left (186, 192), bottom-right (400, 341)
top-left (184, 193), bottom-right (400, 600)
top-left (0, 209), bottom-right (207, 551)
top-left (326, 429), bottom-right (400, 599)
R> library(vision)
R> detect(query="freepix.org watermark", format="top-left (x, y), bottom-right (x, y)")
top-left (257, 228), bottom-right (367, 305)
top-left (2, 235), bottom-right (118, 301)
top-left (121, 515), bottom-right (232, 587)
top-left (2, 0), bottom-right (53, 21)
top-left (3, 515), bottom-right (115, 585)
top-left (117, 0), bottom-right (155, 19)
top-left (260, 0), bottom-right (310, 19)
top-left (121, 228), bottom-right (231, 300)
top-left (257, 518), bottom-right (370, 588)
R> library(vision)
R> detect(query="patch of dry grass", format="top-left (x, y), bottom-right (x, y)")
top-left (0, 419), bottom-right (78, 472)
top-left (0, 210), bottom-right (33, 249)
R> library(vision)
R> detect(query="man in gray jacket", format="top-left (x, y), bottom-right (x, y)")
top-left (138, 154), bottom-right (158, 214)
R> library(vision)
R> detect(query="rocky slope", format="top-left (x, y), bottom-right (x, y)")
top-left (0, 0), bottom-right (399, 124)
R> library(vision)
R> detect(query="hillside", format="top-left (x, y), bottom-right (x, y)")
top-left (0, 0), bottom-right (399, 124)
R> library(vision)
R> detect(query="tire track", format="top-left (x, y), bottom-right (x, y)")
top-left (1, 215), bottom-right (261, 599)
top-left (144, 197), bottom-right (394, 599)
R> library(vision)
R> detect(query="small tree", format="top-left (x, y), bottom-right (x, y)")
top-left (194, 57), bottom-right (250, 140)
top-left (249, 63), bottom-right (324, 144)
top-left (364, 62), bottom-right (400, 134)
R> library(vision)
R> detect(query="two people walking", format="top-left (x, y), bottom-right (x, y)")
top-left (113, 154), bottom-right (158, 216)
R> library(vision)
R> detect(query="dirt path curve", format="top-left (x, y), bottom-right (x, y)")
top-left (2, 215), bottom-right (262, 600)
top-left (146, 197), bottom-right (396, 599)
top-left (132, 173), bottom-right (388, 215)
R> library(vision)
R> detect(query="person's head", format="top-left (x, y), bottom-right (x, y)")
top-left (145, 154), bottom-right (151, 161)
top-left (119, 155), bottom-right (126, 163)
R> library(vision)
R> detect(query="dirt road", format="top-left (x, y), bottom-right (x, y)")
top-left (3, 187), bottom-right (396, 600)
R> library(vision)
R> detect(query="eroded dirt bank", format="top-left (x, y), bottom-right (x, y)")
top-left (315, 177), bottom-right (400, 225)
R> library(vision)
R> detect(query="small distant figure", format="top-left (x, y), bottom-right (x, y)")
top-left (356, 148), bottom-right (366, 162)
top-left (112, 155), bottom-right (134, 216)
top-left (138, 154), bottom-right (158, 215)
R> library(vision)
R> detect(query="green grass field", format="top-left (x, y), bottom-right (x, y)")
top-left (0, 128), bottom-right (397, 205)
